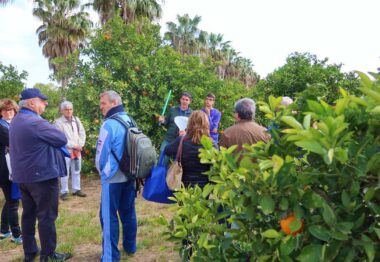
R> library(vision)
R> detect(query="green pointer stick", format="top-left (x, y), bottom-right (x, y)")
top-left (161, 89), bottom-right (172, 116)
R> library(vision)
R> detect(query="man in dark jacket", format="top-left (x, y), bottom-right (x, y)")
top-left (10, 88), bottom-right (72, 262)
top-left (158, 92), bottom-right (193, 166)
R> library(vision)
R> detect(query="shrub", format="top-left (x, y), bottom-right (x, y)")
top-left (163, 71), bottom-right (380, 261)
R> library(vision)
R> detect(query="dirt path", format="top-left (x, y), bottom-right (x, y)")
top-left (0, 176), bottom-right (180, 262)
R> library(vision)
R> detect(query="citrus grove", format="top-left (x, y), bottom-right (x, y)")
top-left (0, 3), bottom-right (379, 261)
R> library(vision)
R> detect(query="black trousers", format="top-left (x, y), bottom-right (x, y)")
top-left (19, 178), bottom-right (59, 259)
top-left (0, 181), bottom-right (21, 237)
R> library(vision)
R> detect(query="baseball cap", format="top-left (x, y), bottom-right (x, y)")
top-left (20, 88), bottom-right (48, 101)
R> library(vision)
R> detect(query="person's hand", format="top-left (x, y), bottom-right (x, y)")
top-left (211, 128), bottom-right (217, 134)
top-left (158, 116), bottom-right (165, 124)
top-left (204, 107), bottom-right (210, 116)
top-left (179, 130), bottom-right (186, 136)
top-left (73, 145), bottom-right (82, 152)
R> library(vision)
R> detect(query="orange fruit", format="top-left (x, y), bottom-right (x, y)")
top-left (280, 214), bottom-right (304, 236)
top-left (142, 90), bottom-right (149, 96)
top-left (94, 119), bottom-right (99, 124)
top-left (103, 34), bottom-right (112, 41)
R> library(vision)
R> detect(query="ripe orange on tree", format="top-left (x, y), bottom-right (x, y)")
top-left (280, 214), bottom-right (304, 236)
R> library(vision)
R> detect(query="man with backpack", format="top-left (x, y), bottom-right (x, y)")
top-left (54, 101), bottom-right (87, 201)
top-left (95, 90), bottom-right (137, 262)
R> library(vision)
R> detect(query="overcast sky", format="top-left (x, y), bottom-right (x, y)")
top-left (1, 0), bottom-right (379, 87)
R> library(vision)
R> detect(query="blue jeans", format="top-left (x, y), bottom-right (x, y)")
top-left (100, 180), bottom-right (137, 262)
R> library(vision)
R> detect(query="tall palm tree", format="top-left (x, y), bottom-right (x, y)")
top-left (92, 0), bottom-right (163, 25)
top-left (164, 14), bottom-right (203, 55)
top-left (33, 0), bottom-right (92, 87)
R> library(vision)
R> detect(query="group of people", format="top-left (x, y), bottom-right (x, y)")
top-left (0, 88), bottom-right (87, 261)
top-left (0, 87), bottom-right (272, 262)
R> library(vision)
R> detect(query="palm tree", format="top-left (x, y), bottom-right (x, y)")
top-left (33, 0), bottom-right (92, 87)
top-left (164, 14), bottom-right (203, 55)
top-left (92, 0), bottom-right (163, 25)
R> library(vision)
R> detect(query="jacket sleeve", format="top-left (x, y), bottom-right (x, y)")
top-left (164, 136), bottom-right (181, 157)
top-left (95, 122), bottom-right (112, 177)
top-left (163, 107), bottom-right (173, 127)
top-left (37, 119), bottom-right (67, 148)
top-left (209, 110), bottom-right (221, 133)
top-left (0, 126), bottom-right (9, 147)
top-left (77, 117), bottom-right (86, 147)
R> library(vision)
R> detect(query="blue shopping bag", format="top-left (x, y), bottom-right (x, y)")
top-left (143, 154), bottom-right (175, 204)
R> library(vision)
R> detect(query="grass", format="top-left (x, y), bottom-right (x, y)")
top-left (0, 176), bottom-right (181, 262)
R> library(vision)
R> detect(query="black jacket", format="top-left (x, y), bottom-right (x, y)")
top-left (0, 125), bottom-right (10, 184)
top-left (164, 135), bottom-right (212, 188)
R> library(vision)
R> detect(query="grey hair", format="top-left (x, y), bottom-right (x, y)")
top-left (60, 101), bottom-right (73, 110)
top-left (100, 90), bottom-right (122, 105)
top-left (18, 100), bottom-right (27, 107)
top-left (234, 98), bottom-right (256, 120)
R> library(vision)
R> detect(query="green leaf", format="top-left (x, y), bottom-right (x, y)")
top-left (322, 203), bottom-right (336, 226)
top-left (281, 116), bottom-right (304, 130)
top-left (329, 230), bottom-right (348, 240)
top-left (202, 184), bottom-right (213, 198)
top-left (307, 100), bottom-right (324, 115)
top-left (308, 225), bottom-right (330, 241)
top-left (327, 148), bottom-right (334, 164)
top-left (280, 236), bottom-right (296, 256)
top-left (272, 154), bottom-right (284, 174)
top-left (341, 190), bottom-right (350, 208)
top-left (355, 71), bottom-right (372, 88)
top-left (261, 229), bottom-right (282, 238)
top-left (280, 198), bottom-right (289, 211)
top-left (336, 222), bottom-right (353, 234)
top-left (303, 114), bottom-right (311, 129)
top-left (296, 244), bottom-right (322, 262)
top-left (260, 196), bottom-right (275, 215)
top-left (201, 135), bottom-right (213, 149)
top-left (173, 231), bottom-right (187, 238)
top-left (373, 228), bottom-right (380, 239)
top-left (290, 219), bottom-right (303, 234)
top-left (322, 240), bottom-right (342, 262)
top-left (295, 140), bottom-right (326, 155)
top-left (370, 105), bottom-right (380, 114)
top-left (362, 234), bottom-right (375, 262)
top-left (364, 187), bottom-right (375, 202)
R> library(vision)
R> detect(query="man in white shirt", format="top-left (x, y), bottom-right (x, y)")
top-left (54, 101), bottom-right (86, 200)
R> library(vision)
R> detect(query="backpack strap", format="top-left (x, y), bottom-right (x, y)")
top-left (109, 114), bottom-right (135, 180)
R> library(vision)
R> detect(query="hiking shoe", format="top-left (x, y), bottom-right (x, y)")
top-left (40, 252), bottom-right (73, 262)
top-left (72, 190), bottom-right (86, 197)
top-left (11, 235), bottom-right (22, 244)
top-left (0, 231), bottom-right (11, 240)
top-left (60, 193), bottom-right (69, 201)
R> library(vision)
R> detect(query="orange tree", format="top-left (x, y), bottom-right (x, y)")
top-left (162, 71), bottom-right (380, 261)
top-left (66, 17), bottom-right (252, 174)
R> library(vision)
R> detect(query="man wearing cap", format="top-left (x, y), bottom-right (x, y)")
top-left (9, 88), bottom-right (72, 262)
top-left (158, 92), bottom-right (193, 166)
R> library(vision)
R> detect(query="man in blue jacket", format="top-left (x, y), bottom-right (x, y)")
top-left (96, 90), bottom-right (137, 262)
top-left (10, 88), bottom-right (72, 262)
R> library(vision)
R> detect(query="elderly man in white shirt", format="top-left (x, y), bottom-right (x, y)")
top-left (54, 101), bottom-right (87, 200)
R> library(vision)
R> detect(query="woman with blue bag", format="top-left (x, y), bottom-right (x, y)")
top-left (0, 99), bottom-right (22, 244)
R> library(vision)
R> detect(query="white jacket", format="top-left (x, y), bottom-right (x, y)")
top-left (54, 115), bottom-right (86, 152)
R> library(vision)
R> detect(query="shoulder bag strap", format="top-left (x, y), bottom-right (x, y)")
top-left (176, 136), bottom-right (185, 166)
